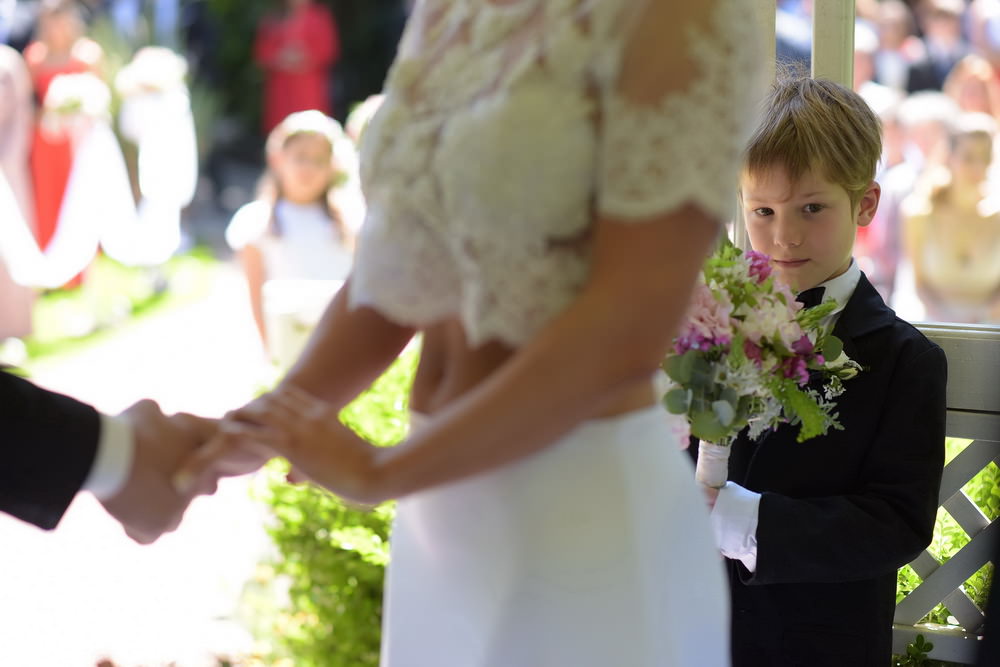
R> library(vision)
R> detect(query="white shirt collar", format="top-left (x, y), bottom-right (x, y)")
top-left (816, 259), bottom-right (861, 327)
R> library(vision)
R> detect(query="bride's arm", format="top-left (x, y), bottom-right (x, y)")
top-left (248, 208), bottom-right (719, 503)
top-left (277, 280), bottom-right (416, 410)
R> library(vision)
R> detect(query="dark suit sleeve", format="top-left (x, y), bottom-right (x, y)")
top-left (0, 370), bottom-right (101, 529)
top-left (748, 344), bottom-right (947, 585)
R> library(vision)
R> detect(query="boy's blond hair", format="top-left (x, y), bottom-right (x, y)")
top-left (743, 73), bottom-right (882, 207)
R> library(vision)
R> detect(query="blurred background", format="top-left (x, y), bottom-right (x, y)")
top-left (0, 1), bottom-right (997, 666)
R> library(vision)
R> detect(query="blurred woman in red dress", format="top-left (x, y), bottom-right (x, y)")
top-left (254, 0), bottom-right (340, 135)
top-left (25, 0), bottom-right (102, 284)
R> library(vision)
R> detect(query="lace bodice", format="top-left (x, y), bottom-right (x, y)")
top-left (350, 0), bottom-right (766, 346)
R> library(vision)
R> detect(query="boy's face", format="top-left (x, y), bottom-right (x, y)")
top-left (741, 166), bottom-right (880, 292)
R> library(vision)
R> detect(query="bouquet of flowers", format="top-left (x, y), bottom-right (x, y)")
top-left (41, 72), bottom-right (111, 139)
top-left (661, 237), bottom-right (861, 488)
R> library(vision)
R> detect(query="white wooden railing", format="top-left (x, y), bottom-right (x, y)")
top-left (891, 325), bottom-right (1000, 665)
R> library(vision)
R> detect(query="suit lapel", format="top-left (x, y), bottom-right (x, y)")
top-left (830, 273), bottom-right (896, 360)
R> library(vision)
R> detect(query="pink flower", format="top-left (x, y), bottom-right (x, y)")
top-left (781, 356), bottom-right (810, 385)
top-left (743, 339), bottom-right (764, 366)
top-left (791, 334), bottom-right (814, 355)
top-left (675, 282), bottom-right (734, 353)
top-left (746, 250), bottom-right (772, 283)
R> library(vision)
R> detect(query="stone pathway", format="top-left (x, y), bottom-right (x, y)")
top-left (0, 262), bottom-right (280, 666)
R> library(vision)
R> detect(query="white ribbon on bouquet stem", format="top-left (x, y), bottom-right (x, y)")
top-left (695, 440), bottom-right (731, 489)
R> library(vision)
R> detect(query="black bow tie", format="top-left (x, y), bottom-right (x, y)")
top-left (796, 286), bottom-right (826, 309)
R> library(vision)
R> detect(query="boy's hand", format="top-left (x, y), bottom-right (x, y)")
top-left (701, 484), bottom-right (720, 511)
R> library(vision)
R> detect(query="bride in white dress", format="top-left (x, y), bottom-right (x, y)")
top-left (183, 1), bottom-right (765, 664)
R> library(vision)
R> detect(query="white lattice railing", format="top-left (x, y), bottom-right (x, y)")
top-left (892, 325), bottom-right (1000, 664)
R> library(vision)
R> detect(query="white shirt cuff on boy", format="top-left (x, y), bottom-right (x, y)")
top-left (83, 414), bottom-right (136, 500)
top-left (710, 481), bottom-right (762, 573)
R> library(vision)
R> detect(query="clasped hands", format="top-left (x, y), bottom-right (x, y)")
top-left (107, 386), bottom-right (376, 544)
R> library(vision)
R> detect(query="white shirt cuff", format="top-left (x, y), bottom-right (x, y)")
top-left (83, 414), bottom-right (136, 500)
top-left (710, 481), bottom-right (762, 573)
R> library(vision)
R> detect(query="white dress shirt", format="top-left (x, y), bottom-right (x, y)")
top-left (82, 414), bottom-right (135, 501)
top-left (711, 260), bottom-right (862, 571)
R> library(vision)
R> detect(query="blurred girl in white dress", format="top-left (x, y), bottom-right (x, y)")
top-left (226, 110), bottom-right (359, 365)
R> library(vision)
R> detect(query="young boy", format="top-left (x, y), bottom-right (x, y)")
top-left (708, 75), bottom-right (948, 666)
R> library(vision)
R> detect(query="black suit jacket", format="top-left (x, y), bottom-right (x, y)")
top-left (979, 536), bottom-right (1000, 666)
top-left (0, 370), bottom-right (101, 529)
top-left (725, 274), bottom-right (947, 667)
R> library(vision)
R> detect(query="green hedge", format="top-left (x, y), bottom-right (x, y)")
top-left (249, 347), bottom-right (417, 666)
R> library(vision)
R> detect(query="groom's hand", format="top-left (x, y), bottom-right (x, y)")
top-left (99, 400), bottom-right (217, 544)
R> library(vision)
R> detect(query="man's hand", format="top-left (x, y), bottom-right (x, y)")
top-left (99, 400), bottom-right (217, 544)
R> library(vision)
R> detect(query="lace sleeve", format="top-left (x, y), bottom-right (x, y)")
top-left (596, 0), bottom-right (767, 223)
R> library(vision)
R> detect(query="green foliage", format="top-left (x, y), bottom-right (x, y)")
top-left (894, 634), bottom-right (936, 666)
top-left (204, 0), bottom-right (270, 132)
top-left (250, 347), bottom-right (419, 666)
top-left (23, 249), bottom-right (218, 362)
top-left (772, 377), bottom-right (834, 442)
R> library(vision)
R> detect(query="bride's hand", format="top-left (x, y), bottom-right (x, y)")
top-left (171, 393), bottom-right (285, 495)
top-left (178, 386), bottom-right (382, 504)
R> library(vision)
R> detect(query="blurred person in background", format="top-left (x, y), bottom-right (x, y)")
top-left (254, 0), bottom-right (339, 135)
top-left (225, 110), bottom-right (358, 365)
top-left (855, 25), bottom-right (908, 303)
top-left (969, 0), bottom-right (1000, 72)
top-left (901, 111), bottom-right (1000, 323)
top-left (106, 0), bottom-right (181, 48)
top-left (343, 93), bottom-right (384, 145)
top-left (942, 52), bottom-right (1000, 118)
top-left (856, 19), bottom-right (900, 112)
top-left (0, 0), bottom-right (41, 51)
top-left (25, 0), bottom-right (102, 287)
top-left (874, 0), bottom-right (924, 92)
top-left (101, 45), bottom-right (198, 270)
top-left (0, 44), bottom-right (36, 347)
top-left (882, 91), bottom-right (960, 315)
top-left (908, 0), bottom-right (970, 92)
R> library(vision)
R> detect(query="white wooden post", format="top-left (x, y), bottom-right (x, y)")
top-left (811, 0), bottom-right (855, 88)
top-left (733, 0), bottom-right (779, 252)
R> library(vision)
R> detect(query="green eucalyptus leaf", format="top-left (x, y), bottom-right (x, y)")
top-left (691, 409), bottom-right (730, 442)
top-left (712, 399), bottom-right (735, 427)
top-left (663, 388), bottom-right (691, 415)
top-left (822, 335), bottom-right (844, 362)
top-left (663, 351), bottom-right (696, 385)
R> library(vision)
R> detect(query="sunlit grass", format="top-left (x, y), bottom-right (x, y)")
top-left (21, 247), bottom-right (220, 365)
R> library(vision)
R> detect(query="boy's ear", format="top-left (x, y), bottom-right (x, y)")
top-left (856, 181), bottom-right (881, 228)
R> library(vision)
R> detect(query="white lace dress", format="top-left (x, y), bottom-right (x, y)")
top-left (349, 1), bottom-right (766, 664)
